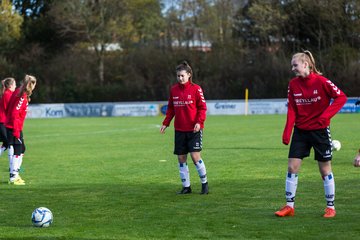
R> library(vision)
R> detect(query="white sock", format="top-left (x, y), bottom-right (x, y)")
top-left (18, 154), bottom-right (24, 172)
top-left (323, 172), bottom-right (335, 209)
top-left (8, 146), bottom-right (14, 179)
top-left (285, 172), bottom-right (298, 208)
top-left (179, 163), bottom-right (190, 187)
top-left (11, 155), bottom-right (21, 179)
top-left (195, 159), bottom-right (207, 184)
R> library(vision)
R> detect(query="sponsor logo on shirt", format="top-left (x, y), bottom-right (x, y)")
top-left (293, 93), bottom-right (302, 96)
top-left (173, 100), bottom-right (194, 106)
top-left (294, 96), bottom-right (321, 105)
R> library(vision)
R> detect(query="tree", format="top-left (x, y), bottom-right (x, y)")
top-left (0, 0), bottom-right (23, 49)
top-left (50, 0), bottom-right (134, 85)
top-left (127, 0), bottom-right (165, 45)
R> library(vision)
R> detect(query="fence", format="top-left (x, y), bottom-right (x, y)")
top-left (27, 98), bottom-right (359, 118)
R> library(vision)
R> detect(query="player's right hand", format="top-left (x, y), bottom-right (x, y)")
top-left (160, 125), bottom-right (167, 134)
top-left (282, 133), bottom-right (290, 145)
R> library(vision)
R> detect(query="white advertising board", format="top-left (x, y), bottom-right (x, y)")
top-left (27, 104), bottom-right (65, 118)
top-left (26, 98), bottom-right (356, 118)
top-left (206, 101), bottom-right (245, 115)
top-left (111, 103), bottom-right (159, 116)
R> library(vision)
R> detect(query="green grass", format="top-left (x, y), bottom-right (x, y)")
top-left (0, 114), bottom-right (359, 239)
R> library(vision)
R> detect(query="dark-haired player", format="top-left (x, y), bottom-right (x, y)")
top-left (160, 61), bottom-right (208, 195)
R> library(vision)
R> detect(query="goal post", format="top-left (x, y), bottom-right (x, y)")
top-left (245, 88), bottom-right (248, 116)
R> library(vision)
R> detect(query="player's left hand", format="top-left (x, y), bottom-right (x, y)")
top-left (193, 123), bottom-right (201, 132)
top-left (353, 154), bottom-right (360, 167)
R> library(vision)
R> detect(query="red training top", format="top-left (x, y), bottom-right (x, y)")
top-left (5, 88), bottom-right (29, 139)
top-left (282, 72), bottom-right (347, 145)
top-left (0, 89), bottom-right (14, 123)
top-left (162, 81), bottom-right (207, 132)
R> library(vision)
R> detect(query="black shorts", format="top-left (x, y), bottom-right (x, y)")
top-left (6, 128), bottom-right (24, 145)
top-left (0, 123), bottom-right (8, 144)
top-left (289, 126), bottom-right (332, 162)
top-left (174, 130), bottom-right (203, 155)
top-left (6, 128), bottom-right (25, 155)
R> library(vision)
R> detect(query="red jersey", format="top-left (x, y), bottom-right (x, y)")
top-left (283, 73), bottom-right (347, 145)
top-left (162, 81), bottom-right (207, 132)
top-left (5, 88), bottom-right (29, 138)
top-left (0, 89), bottom-right (14, 123)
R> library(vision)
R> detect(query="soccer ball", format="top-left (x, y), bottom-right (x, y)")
top-left (31, 207), bottom-right (53, 228)
top-left (332, 140), bottom-right (341, 151)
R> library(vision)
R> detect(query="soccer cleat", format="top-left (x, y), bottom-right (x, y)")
top-left (17, 175), bottom-right (26, 183)
top-left (323, 208), bottom-right (336, 218)
top-left (177, 186), bottom-right (192, 194)
top-left (275, 205), bottom-right (295, 217)
top-left (200, 182), bottom-right (209, 194)
top-left (8, 176), bottom-right (26, 185)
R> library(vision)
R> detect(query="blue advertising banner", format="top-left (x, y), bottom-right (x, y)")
top-left (339, 98), bottom-right (360, 113)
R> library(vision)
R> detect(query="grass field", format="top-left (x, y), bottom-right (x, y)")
top-left (0, 114), bottom-right (359, 239)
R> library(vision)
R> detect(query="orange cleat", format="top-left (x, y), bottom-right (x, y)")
top-left (323, 208), bottom-right (336, 218)
top-left (275, 205), bottom-right (295, 217)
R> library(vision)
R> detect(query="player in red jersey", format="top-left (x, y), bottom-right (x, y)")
top-left (160, 61), bottom-right (208, 194)
top-left (5, 75), bottom-right (37, 185)
top-left (275, 51), bottom-right (347, 218)
top-left (0, 78), bottom-right (16, 156)
top-left (353, 101), bottom-right (360, 167)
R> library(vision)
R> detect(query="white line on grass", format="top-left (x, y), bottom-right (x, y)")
top-left (30, 125), bottom-right (161, 138)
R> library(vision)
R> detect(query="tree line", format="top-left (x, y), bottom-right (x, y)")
top-left (1, 0), bottom-right (359, 103)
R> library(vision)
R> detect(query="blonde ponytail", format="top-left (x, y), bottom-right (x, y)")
top-left (19, 75), bottom-right (37, 101)
top-left (293, 50), bottom-right (322, 75)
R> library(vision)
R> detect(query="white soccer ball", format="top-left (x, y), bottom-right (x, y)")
top-left (332, 140), bottom-right (341, 151)
top-left (31, 207), bottom-right (53, 228)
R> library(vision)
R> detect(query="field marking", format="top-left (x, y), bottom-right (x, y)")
top-left (30, 125), bottom-right (161, 138)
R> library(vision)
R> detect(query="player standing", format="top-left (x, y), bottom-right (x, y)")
top-left (353, 101), bottom-right (360, 167)
top-left (160, 61), bottom-right (209, 194)
top-left (275, 50), bottom-right (347, 218)
top-left (0, 78), bottom-right (16, 156)
top-left (6, 75), bottom-right (37, 185)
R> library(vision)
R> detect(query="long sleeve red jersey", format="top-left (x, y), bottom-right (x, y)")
top-left (162, 81), bottom-right (207, 132)
top-left (0, 89), bottom-right (14, 123)
top-left (5, 88), bottom-right (29, 139)
top-left (283, 73), bottom-right (347, 145)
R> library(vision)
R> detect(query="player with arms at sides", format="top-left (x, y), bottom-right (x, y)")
top-left (0, 78), bottom-right (16, 156)
top-left (275, 51), bottom-right (347, 218)
top-left (160, 61), bottom-right (209, 194)
top-left (5, 75), bottom-right (37, 185)
top-left (353, 101), bottom-right (360, 167)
